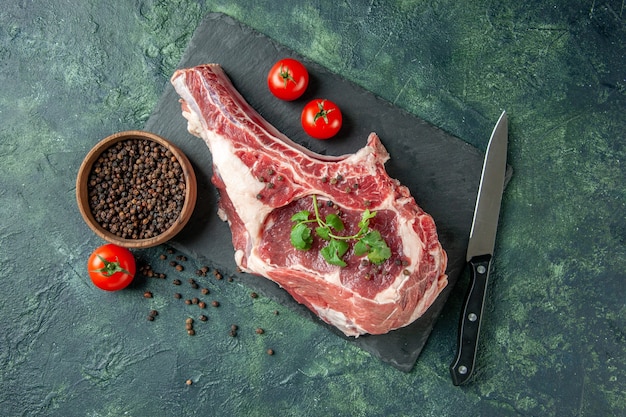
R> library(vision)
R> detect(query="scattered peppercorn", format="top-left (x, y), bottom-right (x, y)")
top-left (201, 288), bottom-right (210, 295)
top-left (186, 318), bottom-right (194, 325)
top-left (267, 349), bottom-right (274, 355)
top-left (231, 324), bottom-right (238, 331)
top-left (186, 379), bottom-right (193, 386)
top-left (211, 301), bottom-right (220, 307)
top-left (255, 328), bottom-right (264, 334)
top-left (147, 315), bottom-right (155, 321)
top-left (174, 292), bottom-right (182, 299)
top-left (187, 329), bottom-right (195, 336)
top-left (192, 297), bottom-right (199, 305)
top-left (185, 299), bottom-right (192, 305)
top-left (173, 279), bottom-right (181, 285)
top-left (176, 255), bottom-right (187, 262)
top-left (175, 264), bottom-right (184, 272)
top-left (198, 301), bottom-right (206, 309)
top-left (169, 261), bottom-right (177, 267)
top-left (159, 254), bottom-right (167, 260)
top-left (250, 292), bottom-right (258, 299)
top-left (199, 315), bottom-right (208, 322)
top-left (149, 310), bottom-right (158, 317)
top-left (143, 291), bottom-right (153, 298)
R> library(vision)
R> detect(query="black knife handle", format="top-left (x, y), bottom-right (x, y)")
top-left (450, 254), bottom-right (492, 385)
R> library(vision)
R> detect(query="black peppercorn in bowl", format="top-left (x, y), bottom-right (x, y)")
top-left (76, 130), bottom-right (197, 248)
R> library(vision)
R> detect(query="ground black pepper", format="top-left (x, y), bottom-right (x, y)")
top-left (87, 138), bottom-right (186, 239)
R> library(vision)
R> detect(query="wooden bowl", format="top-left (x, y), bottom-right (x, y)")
top-left (76, 130), bottom-right (197, 248)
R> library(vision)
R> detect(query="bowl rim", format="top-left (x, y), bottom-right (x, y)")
top-left (76, 130), bottom-right (197, 248)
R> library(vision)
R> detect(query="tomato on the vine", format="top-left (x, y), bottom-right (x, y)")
top-left (87, 243), bottom-right (136, 291)
top-left (267, 58), bottom-right (309, 101)
top-left (301, 99), bottom-right (343, 139)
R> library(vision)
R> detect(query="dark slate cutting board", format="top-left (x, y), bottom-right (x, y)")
top-left (145, 13), bottom-right (487, 372)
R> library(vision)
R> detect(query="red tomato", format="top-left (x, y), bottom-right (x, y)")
top-left (267, 58), bottom-right (309, 101)
top-left (87, 244), bottom-right (136, 291)
top-left (301, 99), bottom-right (343, 139)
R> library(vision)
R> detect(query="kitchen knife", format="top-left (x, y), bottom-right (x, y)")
top-left (450, 110), bottom-right (508, 385)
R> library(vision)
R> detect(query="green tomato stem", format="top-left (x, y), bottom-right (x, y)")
top-left (91, 255), bottom-right (130, 277)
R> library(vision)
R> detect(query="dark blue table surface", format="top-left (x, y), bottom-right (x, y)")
top-left (1, 1), bottom-right (624, 416)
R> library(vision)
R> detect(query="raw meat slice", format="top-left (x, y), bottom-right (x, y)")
top-left (171, 64), bottom-right (448, 336)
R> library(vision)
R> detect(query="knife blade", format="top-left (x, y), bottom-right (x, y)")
top-left (450, 110), bottom-right (508, 385)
